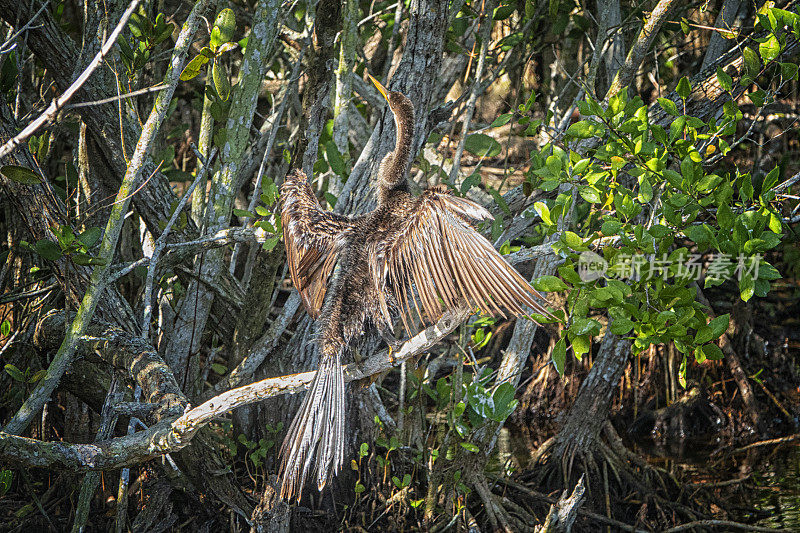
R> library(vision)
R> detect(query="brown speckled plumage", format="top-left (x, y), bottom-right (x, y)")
top-left (277, 76), bottom-right (550, 501)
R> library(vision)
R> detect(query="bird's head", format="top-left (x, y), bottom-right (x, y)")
top-left (368, 74), bottom-right (415, 200)
top-left (368, 74), bottom-right (414, 127)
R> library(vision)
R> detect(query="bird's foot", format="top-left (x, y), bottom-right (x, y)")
top-left (379, 328), bottom-right (403, 363)
top-left (386, 340), bottom-right (404, 363)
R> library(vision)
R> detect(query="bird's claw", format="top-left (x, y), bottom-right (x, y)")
top-left (386, 340), bottom-right (404, 363)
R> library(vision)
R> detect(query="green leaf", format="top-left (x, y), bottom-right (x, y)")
top-left (546, 155), bottom-right (563, 175)
top-left (573, 158), bottom-right (590, 175)
top-left (491, 113), bottom-right (513, 127)
top-left (716, 67), bottom-right (733, 92)
top-left (758, 261), bottom-right (781, 280)
top-left (488, 187), bottom-right (509, 214)
top-left (657, 98), bottom-right (679, 116)
top-left (77, 227), bottom-right (102, 248)
top-left (262, 236), bottom-right (279, 251)
top-left (210, 8), bottom-right (236, 50)
top-left (743, 47), bottom-right (761, 76)
top-left (767, 211), bottom-right (782, 233)
top-left (533, 275), bottom-right (568, 292)
top-left (610, 318), bottom-right (634, 335)
top-left (762, 166), bottom-right (780, 193)
top-left (716, 203), bottom-right (734, 230)
top-left (759, 34), bottom-right (781, 62)
top-left (685, 224), bottom-right (712, 247)
top-left (601, 219), bottom-right (621, 235)
top-left (566, 120), bottom-right (603, 139)
top-left (128, 13), bottom-right (146, 39)
top-left (71, 253), bottom-right (94, 266)
top-left (217, 42), bottom-right (238, 55)
top-left (533, 201), bottom-right (551, 225)
top-left (748, 89), bottom-right (766, 107)
top-left (0, 50), bottom-right (19, 94)
top-left (570, 317), bottom-right (601, 336)
top-left (35, 239), bottom-right (62, 261)
top-left (325, 141), bottom-right (346, 176)
top-left (233, 209), bottom-right (255, 218)
top-left (1, 320), bottom-right (10, 336)
top-left (567, 334), bottom-right (587, 360)
top-left (155, 23), bottom-right (174, 45)
top-left (4, 363), bottom-right (25, 382)
top-left (638, 176), bottom-right (653, 203)
top-left (552, 338), bottom-right (566, 375)
top-left (463, 133), bottom-right (501, 158)
top-left (579, 186), bottom-right (601, 203)
top-left (492, 383), bottom-right (517, 422)
top-left (741, 173), bottom-right (753, 200)
top-left (0, 470), bottom-right (12, 497)
top-left (323, 192), bottom-right (337, 208)
top-left (354, 481), bottom-right (366, 494)
top-left (739, 273), bottom-right (755, 301)
top-left (459, 173), bottom-right (480, 195)
top-left (676, 77), bottom-right (691, 99)
top-left (460, 442), bottom-right (479, 453)
top-left (211, 363), bottom-right (227, 375)
top-left (563, 231), bottom-right (588, 251)
top-left (781, 61), bottom-right (798, 81)
top-left (179, 54), bottom-right (209, 81)
top-left (558, 264), bottom-right (582, 285)
top-left (493, 4), bottom-right (515, 19)
top-left (1, 165), bottom-right (42, 184)
top-left (708, 314), bottom-right (730, 339)
top-left (212, 60), bottom-right (230, 101)
top-left (466, 382), bottom-right (493, 418)
top-left (701, 344), bottom-right (724, 361)
top-left (695, 314), bottom-right (729, 344)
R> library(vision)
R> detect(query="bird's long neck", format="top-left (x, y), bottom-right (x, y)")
top-left (377, 106), bottom-right (414, 205)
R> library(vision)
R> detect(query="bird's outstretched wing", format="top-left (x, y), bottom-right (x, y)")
top-left (377, 185), bottom-right (550, 334)
top-left (281, 170), bottom-right (353, 318)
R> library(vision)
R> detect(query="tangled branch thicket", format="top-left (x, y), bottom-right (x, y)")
top-left (0, 0), bottom-right (798, 531)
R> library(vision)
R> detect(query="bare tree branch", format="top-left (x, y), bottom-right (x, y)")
top-left (0, 0), bottom-right (142, 159)
top-left (605, 0), bottom-right (678, 98)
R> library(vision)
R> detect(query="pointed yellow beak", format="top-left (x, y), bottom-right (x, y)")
top-left (368, 73), bottom-right (390, 102)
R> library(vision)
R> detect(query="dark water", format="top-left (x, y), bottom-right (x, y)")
top-left (507, 425), bottom-right (800, 528)
top-left (753, 445), bottom-right (800, 529)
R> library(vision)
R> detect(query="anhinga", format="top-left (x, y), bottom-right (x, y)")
top-left (278, 75), bottom-right (550, 501)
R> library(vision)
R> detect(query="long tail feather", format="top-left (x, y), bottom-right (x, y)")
top-left (278, 353), bottom-right (345, 501)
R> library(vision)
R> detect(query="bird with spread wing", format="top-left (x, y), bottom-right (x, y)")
top-left (277, 74), bottom-right (551, 501)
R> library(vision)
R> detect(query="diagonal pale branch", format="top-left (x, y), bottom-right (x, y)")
top-left (0, 0), bottom-right (141, 159)
top-left (0, 309), bottom-right (469, 470)
top-left (605, 0), bottom-right (678, 98)
top-left (1, 0), bottom-right (210, 436)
